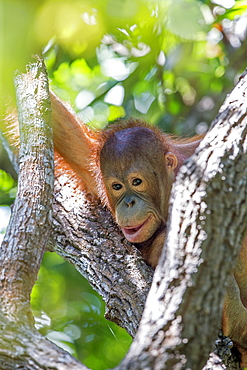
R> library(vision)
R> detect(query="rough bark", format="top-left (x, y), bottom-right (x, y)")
top-left (0, 58), bottom-right (87, 369)
top-left (50, 175), bottom-right (153, 337)
top-left (117, 71), bottom-right (247, 369)
top-left (0, 58), bottom-right (53, 320)
top-left (1, 58), bottom-right (247, 369)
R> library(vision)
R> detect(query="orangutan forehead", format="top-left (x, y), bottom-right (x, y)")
top-left (100, 127), bottom-right (166, 176)
top-left (113, 127), bottom-right (161, 149)
top-left (101, 127), bottom-right (165, 157)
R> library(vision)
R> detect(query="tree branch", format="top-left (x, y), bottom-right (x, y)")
top-left (0, 57), bottom-right (89, 369)
top-left (50, 174), bottom-right (154, 337)
top-left (118, 70), bottom-right (247, 369)
top-left (0, 57), bottom-right (53, 319)
top-left (1, 59), bottom-right (247, 370)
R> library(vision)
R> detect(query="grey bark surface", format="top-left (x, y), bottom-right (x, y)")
top-left (0, 58), bottom-right (54, 320)
top-left (1, 58), bottom-right (247, 369)
top-left (50, 175), bottom-right (153, 337)
top-left (0, 58), bottom-right (88, 369)
top-left (116, 72), bottom-right (247, 369)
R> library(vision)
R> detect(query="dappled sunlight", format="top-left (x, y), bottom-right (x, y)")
top-left (3, 0), bottom-right (247, 128)
top-left (75, 90), bottom-right (95, 110)
top-left (31, 252), bottom-right (132, 368)
top-left (212, 0), bottom-right (235, 8)
top-left (35, 0), bottom-right (105, 56)
top-left (2, 0), bottom-right (247, 368)
top-left (104, 85), bottom-right (125, 106)
top-left (0, 206), bottom-right (11, 244)
top-left (101, 58), bottom-right (131, 80)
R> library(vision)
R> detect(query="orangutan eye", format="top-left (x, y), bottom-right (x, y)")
top-left (132, 178), bottom-right (142, 186)
top-left (112, 183), bottom-right (123, 191)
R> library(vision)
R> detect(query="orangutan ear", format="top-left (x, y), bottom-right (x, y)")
top-left (165, 152), bottom-right (178, 171)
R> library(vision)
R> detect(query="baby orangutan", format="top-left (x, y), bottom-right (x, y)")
top-left (8, 91), bottom-right (247, 367)
top-left (96, 120), bottom-right (247, 368)
top-left (95, 122), bottom-right (201, 268)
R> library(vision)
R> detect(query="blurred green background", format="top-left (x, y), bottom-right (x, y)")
top-left (1, 0), bottom-right (247, 368)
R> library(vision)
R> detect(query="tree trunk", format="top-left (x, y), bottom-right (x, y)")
top-left (0, 57), bottom-right (88, 369)
top-left (1, 57), bottom-right (247, 369)
top-left (116, 71), bottom-right (247, 370)
top-left (50, 175), bottom-right (153, 337)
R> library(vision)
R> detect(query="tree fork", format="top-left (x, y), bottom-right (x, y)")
top-left (0, 57), bottom-right (87, 369)
top-left (118, 71), bottom-right (247, 369)
top-left (1, 58), bottom-right (247, 369)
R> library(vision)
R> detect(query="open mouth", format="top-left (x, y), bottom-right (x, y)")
top-left (122, 223), bottom-right (144, 235)
top-left (121, 217), bottom-right (150, 242)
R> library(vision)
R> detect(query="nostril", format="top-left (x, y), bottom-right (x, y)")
top-left (124, 196), bottom-right (136, 207)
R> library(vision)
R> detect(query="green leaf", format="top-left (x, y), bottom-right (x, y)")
top-left (0, 169), bottom-right (15, 192)
top-left (167, 0), bottom-right (207, 39)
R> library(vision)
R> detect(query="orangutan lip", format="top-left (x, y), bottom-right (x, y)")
top-left (122, 224), bottom-right (143, 235)
top-left (122, 217), bottom-right (150, 236)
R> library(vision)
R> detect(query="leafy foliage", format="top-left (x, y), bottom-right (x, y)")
top-left (1, 0), bottom-right (247, 368)
top-left (0, 169), bottom-right (17, 206)
top-left (0, 170), bottom-right (16, 247)
top-left (31, 253), bottom-right (131, 369)
top-left (41, 0), bottom-right (247, 135)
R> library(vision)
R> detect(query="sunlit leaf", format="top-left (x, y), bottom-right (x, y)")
top-left (167, 0), bottom-right (207, 39)
top-left (108, 105), bottom-right (126, 121)
top-left (0, 169), bottom-right (15, 192)
top-left (3, 1), bottom-right (247, 369)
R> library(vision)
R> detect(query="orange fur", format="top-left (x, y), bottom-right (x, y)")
top-left (48, 98), bottom-right (247, 366)
top-left (50, 92), bottom-right (99, 194)
top-left (6, 90), bottom-right (247, 366)
top-left (90, 118), bottom-right (203, 206)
